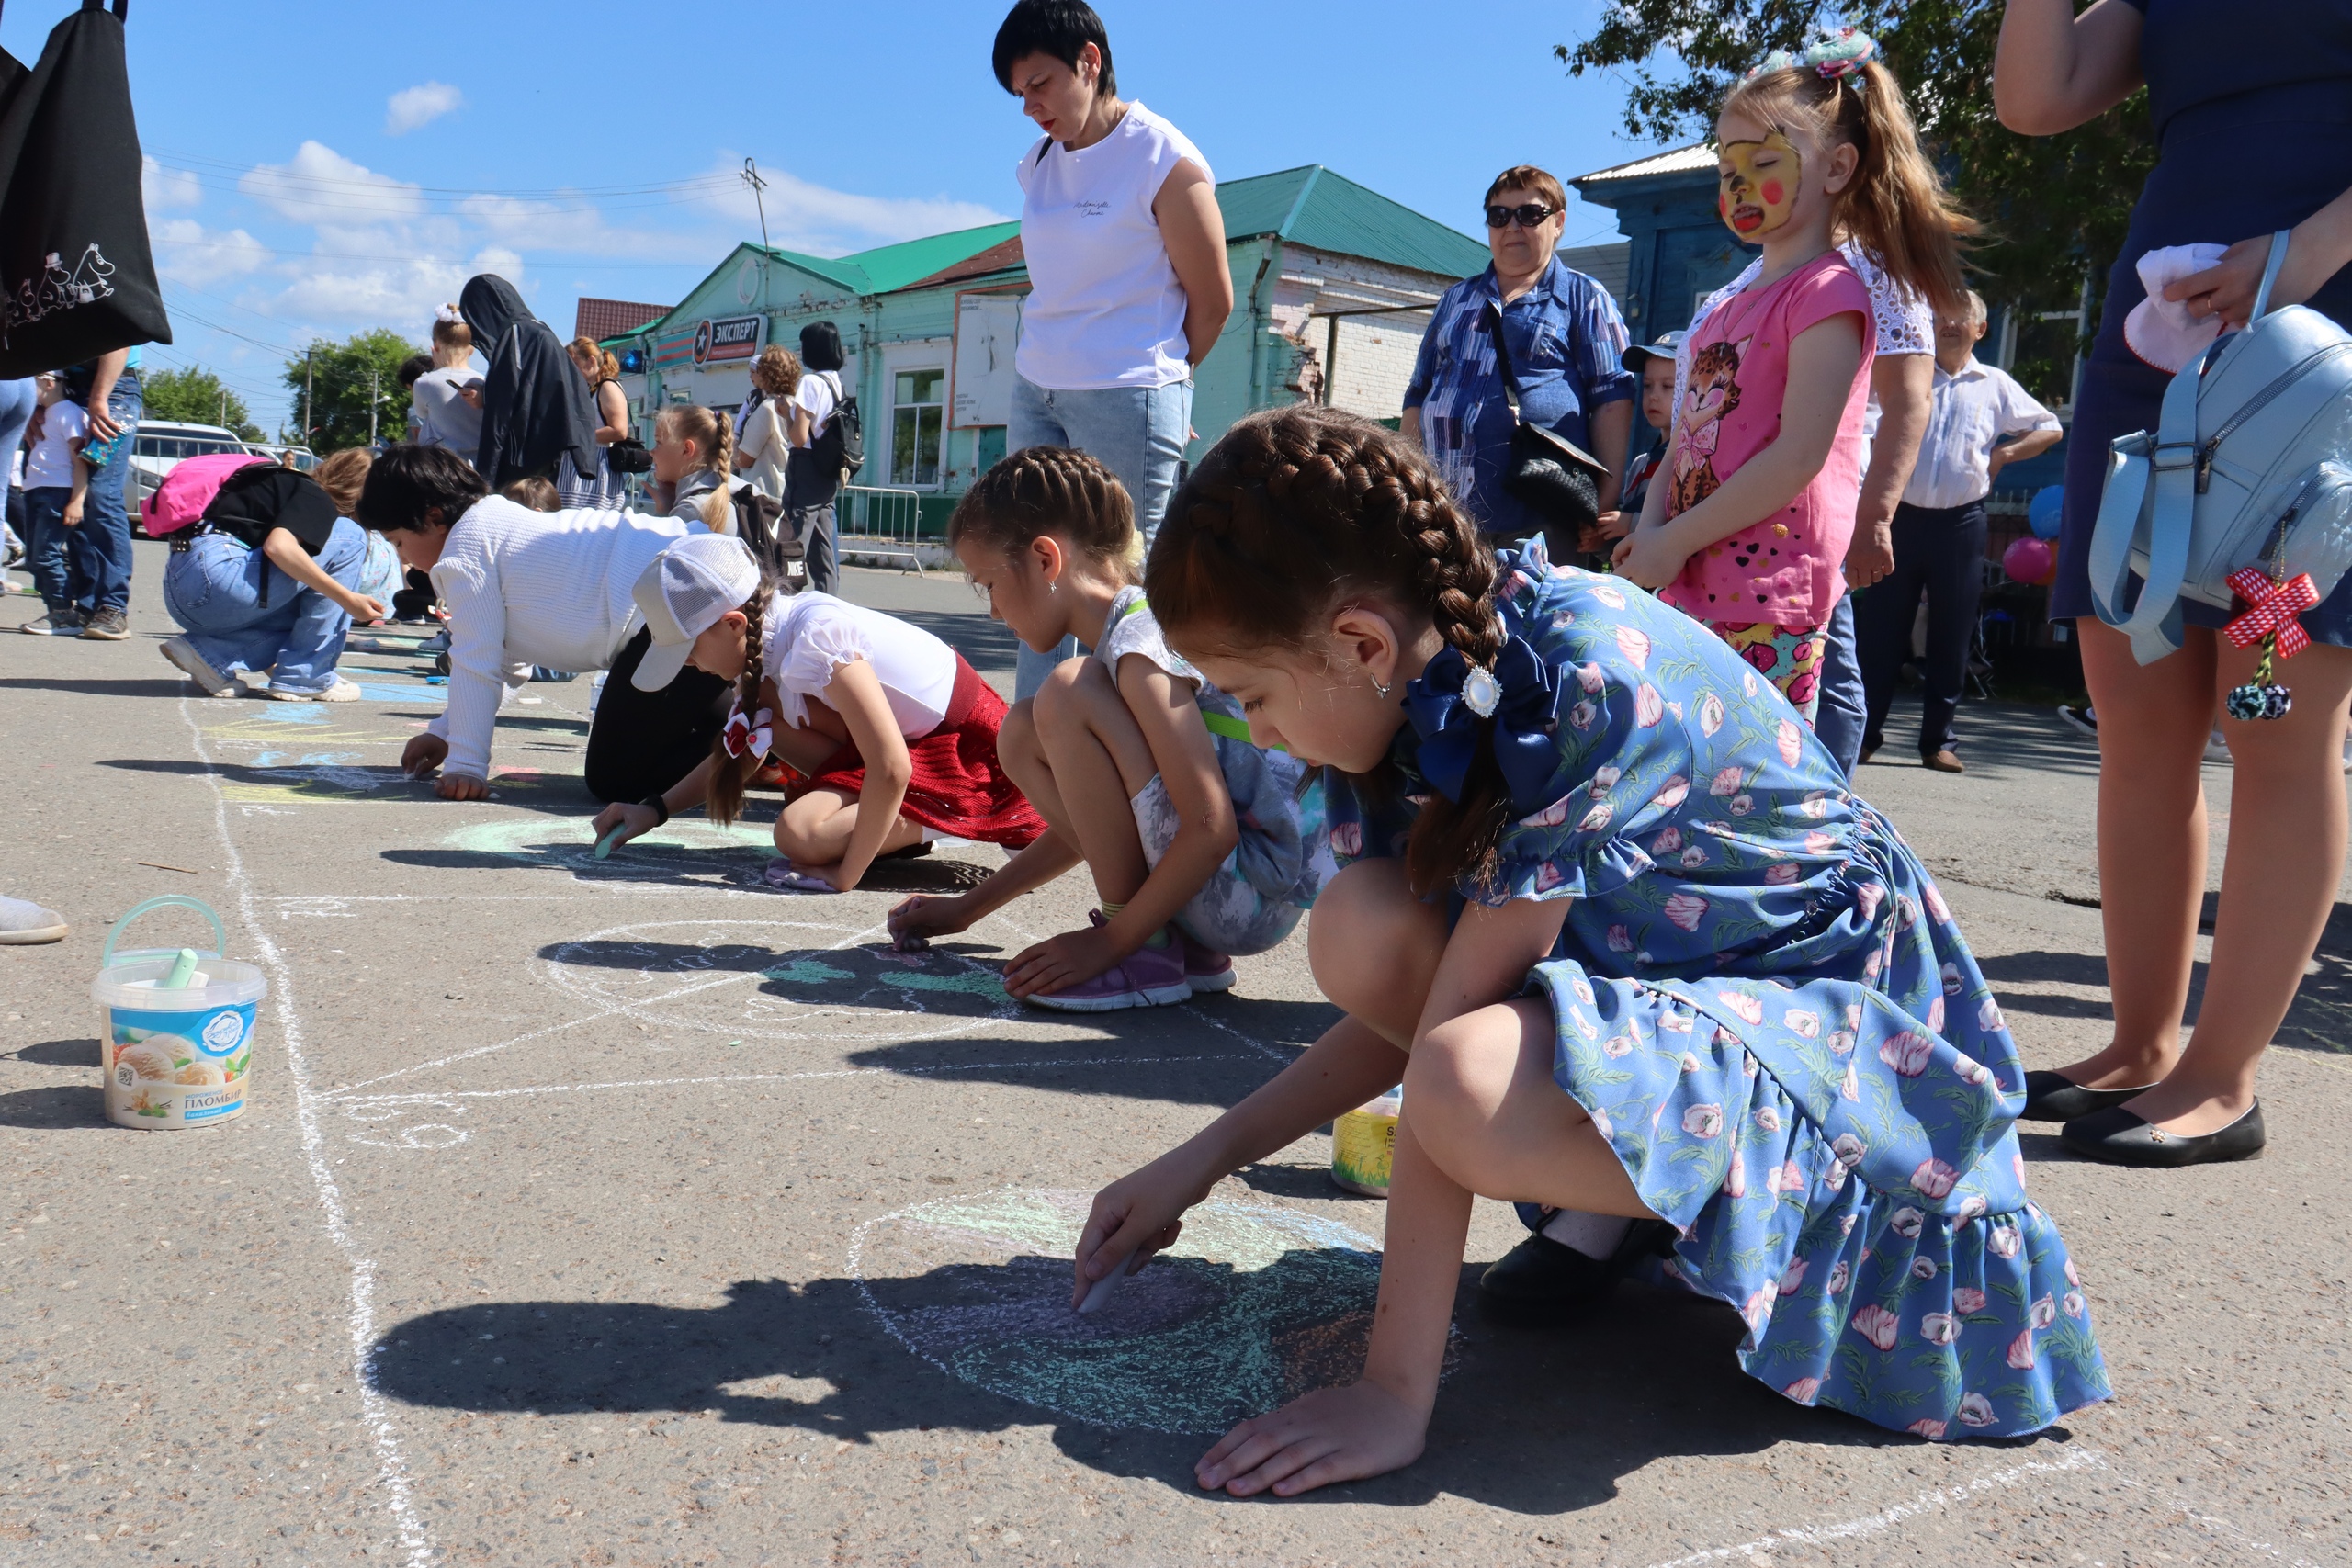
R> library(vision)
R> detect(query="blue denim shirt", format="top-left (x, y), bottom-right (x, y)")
top-left (1403, 258), bottom-right (1634, 537)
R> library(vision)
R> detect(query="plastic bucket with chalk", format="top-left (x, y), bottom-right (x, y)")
top-left (90, 896), bottom-right (266, 1130)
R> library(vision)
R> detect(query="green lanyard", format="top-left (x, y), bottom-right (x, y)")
top-left (1117, 595), bottom-right (1266, 748)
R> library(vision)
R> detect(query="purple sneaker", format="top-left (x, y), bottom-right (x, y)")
top-left (1023, 934), bottom-right (1193, 1013)
top-left (1178, 931), bottom-right (1235, 994)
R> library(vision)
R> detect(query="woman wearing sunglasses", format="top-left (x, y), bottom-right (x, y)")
top-left (1402, 165), bottom-right (1636, 557)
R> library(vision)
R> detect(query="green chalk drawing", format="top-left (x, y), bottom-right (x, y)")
top-left (761, 959), bottom-right (856, 986)
top-left (443, 818), bottom-right (775, 862)
top-left (891, 969), bottom-right (1008, 998)
top-left (854, 1189), bottom-right (1427, 1435)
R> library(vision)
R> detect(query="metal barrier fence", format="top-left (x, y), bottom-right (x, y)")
top-left (836, 485), bottom-right (926, 573)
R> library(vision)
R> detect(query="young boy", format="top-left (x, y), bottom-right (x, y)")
top-left (1855, 292), bottom-right (2062, 773)
top-left (1594, 330), bottom-right (1681, 547)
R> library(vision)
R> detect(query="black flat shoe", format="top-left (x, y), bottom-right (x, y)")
top-left (2021, 1069), bottom-right (2159, 1122)
top-left (2061, 1101), bottom-right (2266, 1168)
top-left (1478, 1218), bottom-right (1676, 1319)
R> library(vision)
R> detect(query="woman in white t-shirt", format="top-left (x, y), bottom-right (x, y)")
top-left (734, 345), bottom-right (801, 503)
top-left (991, 0), bottom-right (1233, 697)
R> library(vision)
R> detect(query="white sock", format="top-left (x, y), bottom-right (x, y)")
top-left (1540, 1208), bottom-right (1632, 1259)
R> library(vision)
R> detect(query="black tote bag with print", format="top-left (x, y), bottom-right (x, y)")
top-left (0, 0), bottom-right (171, 376)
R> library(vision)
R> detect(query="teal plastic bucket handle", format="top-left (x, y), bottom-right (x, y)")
top-left (100, 896), bottom-right (228, 968)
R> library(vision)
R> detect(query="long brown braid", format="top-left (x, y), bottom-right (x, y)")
top-left (702, 583), bottom-right (771, 827)
top-left (1147, 405), bottom-right (1511, 895)
top-left (949, 444), bottom-right (1139, 579)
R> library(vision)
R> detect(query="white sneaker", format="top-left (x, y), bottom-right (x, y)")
top-left (2203, 730), bottom-right (2233, 765)
top-left (268, 677), bottom-right (362, 703)
top-left (0, 895), bottom-right (67, 944)
top-left (159, 635), bottom-right (241, 697)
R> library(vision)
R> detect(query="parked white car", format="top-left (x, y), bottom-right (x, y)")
top-left (128, 420), bottom-right (254, 517)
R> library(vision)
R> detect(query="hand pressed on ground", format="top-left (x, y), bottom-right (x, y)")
top-left (1001, 921), bottom-right (1129, 998)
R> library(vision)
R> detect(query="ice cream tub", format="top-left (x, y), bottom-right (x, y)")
top-left (1330, 1089), bottom-right (1400, 1197)
top-left (90, 897), bottom-right (266, 1130)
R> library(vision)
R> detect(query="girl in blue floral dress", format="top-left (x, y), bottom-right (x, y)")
top-left (1074, 406), bottom-right (2109, 1499)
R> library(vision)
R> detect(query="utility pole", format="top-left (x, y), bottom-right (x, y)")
top-left (218, 388), bottom-right (227, 427)
top-left (368, 367), bottom-right (379, 446)
top-left (741, 157), bottom-right (770, 250)
top-left (303, 346), bottom-right (315, 447)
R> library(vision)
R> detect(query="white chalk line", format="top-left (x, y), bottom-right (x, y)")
top-left (179, 696), bottom-right (437, 1567)
top-left (1645, 1444), bottom-right (2319, 1568)
top-left (324, 1051), bottom-right (1258, 1112)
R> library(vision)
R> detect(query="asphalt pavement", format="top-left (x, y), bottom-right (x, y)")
top-left (2, 542), bottom-right (2346, 1567)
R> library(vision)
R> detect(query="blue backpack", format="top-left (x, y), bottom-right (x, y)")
top-left (2088, 231), bottom-right (2352, 666)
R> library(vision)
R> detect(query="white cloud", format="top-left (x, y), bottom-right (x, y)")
top-left (271, 246), bottom-right (523, 336)
top-left (152, 219), bottom-right (268, 287)
top-left (142, 155), bottom-right (200, 212)
top-left (689, 154), bottom-right (1010, 256)
top-left (385, 81), bottom-right (464, 136)
top-left (240, 141), bottom-right (424, 224)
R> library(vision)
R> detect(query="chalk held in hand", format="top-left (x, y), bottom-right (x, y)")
top-left (593, 826), bottom-right (628, 860)
top-left (1078, 1256), bottom-right (1143, 1314)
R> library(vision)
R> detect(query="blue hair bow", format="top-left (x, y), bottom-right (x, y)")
top-left (1405, 636), bottom-right (1564, 816)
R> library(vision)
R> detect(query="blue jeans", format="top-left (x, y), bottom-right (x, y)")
top-left (0, 378), bottom-right (33, 558)
top-left (163, 519), bottom-right (368, 694)
top-left (1007, 373), bottom-right (1193, 700)
top-left (1812, 593), bottom-right (1867, 777)
top-left (72, 376), bottom-right (141, 612)
top-left (22, 486), bottom-right (77, 610)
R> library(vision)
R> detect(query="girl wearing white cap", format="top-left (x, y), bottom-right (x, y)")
top-left (355, 445), bottom-right (728, 805)
top-left (593, 535), bottom-right (1046, 892)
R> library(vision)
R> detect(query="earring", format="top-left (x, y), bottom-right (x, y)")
top-left (1370, 672), bottom-right (1392, 699)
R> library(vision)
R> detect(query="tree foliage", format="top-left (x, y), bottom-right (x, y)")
top-left (1556, 0), bottom-right (2156, 323)
top-left (279, 329), bottom-right (419, 454)
top-left (141, 366), bottom-right (262, 443)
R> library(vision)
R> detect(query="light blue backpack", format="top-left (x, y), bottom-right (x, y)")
top-left (2089, 231), bottom-right (2352, 666)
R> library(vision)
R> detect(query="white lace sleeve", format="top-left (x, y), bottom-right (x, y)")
top-left (1842, 242), bottom-right (1933, 357)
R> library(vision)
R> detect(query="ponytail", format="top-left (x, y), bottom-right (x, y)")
top-left (703, 588), bottom-right (770, 827)
top-left (1720, 54), bottom-right (1977, 321)
top-left (656, 403), bottom-right (739, 535)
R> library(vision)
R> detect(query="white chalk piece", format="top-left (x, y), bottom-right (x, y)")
top-left (593, 826), bottom-right (628, 861)
top-left (1078, 1257), bottom-right (1140, 1314)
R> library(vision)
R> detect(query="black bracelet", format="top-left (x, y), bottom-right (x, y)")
top-left (639, 794), bottom-right (671, 828)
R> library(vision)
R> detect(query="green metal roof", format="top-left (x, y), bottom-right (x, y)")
top-left (761, 220), bottom-right (1023, 297)
top-left (1216, 165), bottom-right (1488, 278)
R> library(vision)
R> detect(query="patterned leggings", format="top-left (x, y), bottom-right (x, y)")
top-left (1705, 619), bottom-right (1829, 722)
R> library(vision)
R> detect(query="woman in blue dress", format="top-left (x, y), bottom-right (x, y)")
top-left (1996, 0), bottom-right (2352, 1163)
top-left (1075, 407), bottom-right (2109, 1498)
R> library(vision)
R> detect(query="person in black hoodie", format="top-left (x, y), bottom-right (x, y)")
top-left (156, 462), bottom-right (383, 701)
top-left (458, 274), bottom-right (611, 507)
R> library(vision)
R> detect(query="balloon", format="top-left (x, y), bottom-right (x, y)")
top-left (2028, 484), bottom-right (2064, 539)
top-left (2002, 536), bottom-right (2056, 585)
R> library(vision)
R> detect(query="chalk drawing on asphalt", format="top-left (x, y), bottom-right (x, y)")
top-left (851, 1187), bottom-right (1403, 1434)
top-left (541, 918), bottom-right (1022, 1044)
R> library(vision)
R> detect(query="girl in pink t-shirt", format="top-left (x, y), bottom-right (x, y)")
top-left (1614, 31), bottom-right (1973, 718)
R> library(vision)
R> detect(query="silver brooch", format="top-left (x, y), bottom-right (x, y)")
top-left (1462, 664), bottom-right (1500, 718)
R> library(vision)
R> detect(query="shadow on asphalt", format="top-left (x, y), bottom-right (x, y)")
top-left (0, 1083), bottom-right (106, 1129)
top-left (1979, 943), bottom-right (2352, 1055)
top-left (3, 1038), bottom-right (98, 1067)
top-left (0, 675), bottom-right (198, 700)
top-left (370, 1269), bottom-right (1907, 1513)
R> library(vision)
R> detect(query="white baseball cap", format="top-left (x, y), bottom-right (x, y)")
top-left (629, 534), bottom-right (762, 691)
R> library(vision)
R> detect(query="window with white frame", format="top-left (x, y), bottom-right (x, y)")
top-left (891, 368), bottom-right (945, 488)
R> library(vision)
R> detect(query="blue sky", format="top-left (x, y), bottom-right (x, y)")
top-left (22, 0), bottom-right (1685, 435)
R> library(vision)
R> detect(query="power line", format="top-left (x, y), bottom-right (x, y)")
top-left (149, 148), bottom-right (743, 200)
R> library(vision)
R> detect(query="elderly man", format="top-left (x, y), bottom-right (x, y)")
top-left (1401, 164), bottom-right (1634, 552)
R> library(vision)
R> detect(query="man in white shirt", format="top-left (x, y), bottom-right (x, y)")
top-left (1856, 292), bottom-right (2063, 774)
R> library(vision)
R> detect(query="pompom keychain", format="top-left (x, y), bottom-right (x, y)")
top-left (2221, 528), bottom-right (2318, 721)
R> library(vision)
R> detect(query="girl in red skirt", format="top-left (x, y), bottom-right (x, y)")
top-left (590, 535), bottom-right (1042, 889)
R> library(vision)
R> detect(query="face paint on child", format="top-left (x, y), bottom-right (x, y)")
top-left (1718, 132), bottom-right (1801, 238)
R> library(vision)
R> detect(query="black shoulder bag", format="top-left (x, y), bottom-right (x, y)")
top-left (1483, 300), bottom-right (1605, 542)
top-left (0, 0), bottom-right (174, 376)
